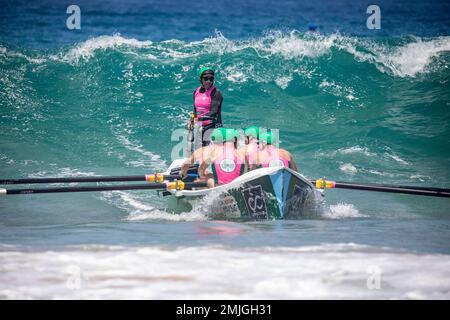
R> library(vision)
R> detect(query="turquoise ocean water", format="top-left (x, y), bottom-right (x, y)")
top-left (0, 0), bottom-right (450, 299)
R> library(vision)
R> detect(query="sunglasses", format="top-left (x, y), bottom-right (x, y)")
top-left (202, 76), bottom-right (214, 82)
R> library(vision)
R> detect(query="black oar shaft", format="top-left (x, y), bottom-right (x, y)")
top-left (332, 182), bottom-right (450, 198)
top-left (0, 175), bottom-right (182, 185)
top-left (334, 181), bottom-right (450, 193)
top-left (1, 182), bottom-right (207, 195)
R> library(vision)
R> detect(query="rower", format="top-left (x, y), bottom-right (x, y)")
top-left (244, 126), bottom-right (260, 170)
top-left (179, 129), bottom-right (222, 182)
top-left (257, 131), bottom-right (299, 171)
top-left (180, 128), bottom-right (246, 188)
top-left (208, 128), bottom-right (247, 187)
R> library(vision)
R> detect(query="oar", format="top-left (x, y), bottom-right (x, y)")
top-left (0, 173), bottom-right (198, 185)
top-left (187, 112), bottom-right (195, 156)
top-left (337, 181), bottom-right (450, 193)
top-left (313, 179), bottom-right (450, 198)
top-left (0, 181), bottom-right (207, 196)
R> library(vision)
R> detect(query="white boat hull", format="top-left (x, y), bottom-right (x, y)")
top-left (163, 159), bottom-right (324, 221)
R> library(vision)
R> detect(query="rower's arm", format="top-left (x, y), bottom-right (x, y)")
top-left (237, 149), bottom-right (249, 173)
top-left (180, 150), bottom-right (199, 177)
top-left (198, 161), bottom-right (209, 178)
top-left (283, 150), bottom-right (298, 171)
top-left (290, 159), bottom-right (298, 172)
top-left (181, 147), bottom-right (212, 178)
top-left (243, 146), bottom-right (252, 171)
top-left (180, 160), bottom-right (193, 178)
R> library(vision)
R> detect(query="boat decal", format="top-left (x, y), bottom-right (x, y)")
top-left (240, 185), bottom-right (268, 219)
top-left (213, 194), bottom-right (241, 218)
top-left (285, 184), bottom-right (308, 217)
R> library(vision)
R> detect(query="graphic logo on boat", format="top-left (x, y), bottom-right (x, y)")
top-left (241, 185), bottom-right (268, 219)
top-left (268, 159), bottom-right (285, 167)
top-left (220, 158), bottom-right (236, 172)
top-left (285, 184), bottom-right (308, 218)
top-left (211, 195), bottom-right (241, 218)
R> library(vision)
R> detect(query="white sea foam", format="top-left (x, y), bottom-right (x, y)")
top-left (160, 47), bottom-right (199, 60)
top-left (263, 31), bottom-right (338, 59)
top-left (274, 75), bottom-right (293, 89)
top-left (224, 31), bottom-right (450, 78)
top-left (383, 153), bottom-right (409, 165)
top-left (1, 243), bottom-right (449, 299)
top-left (0, 45), bottom-right (45, 64)
top-left (126, 210), bottom-right (207, 222)
top-left (323, 203), bottom-right (366, 219)
top-left (384, 38), bottom-right (450, 77)
top-left (0, 153), bottom-right (16, 165)
top-left (35, 31), bottom-right (449, 79)
top-left (29, 168), bottom-right (99, 178)
top-left (200, 30), bottom-right (238, 55)
top-left (57, 34), bottom-right (153, 63)
top-left (340, 163), bottom-right (358, 174)
top-left (315, 146), bottom-right (376, 159)
top-left (368, 170), bottom-right (399, 178)
top-left (119, 192), bottom-right (206, 222)
top-left (338, 146), bottom-right (375, 157)
top-left (224, 64), bottom-right (249, 83)
top-left (115, 134), bottom-right (167, 170)
top-left (98, 190), bottom-right (206, 222)
top-left (340, 36), bottom-right (450, 77)
top-left (409, 175), bottom-right (430, 182)
top-left (229, 31), bottom-right (450, 78)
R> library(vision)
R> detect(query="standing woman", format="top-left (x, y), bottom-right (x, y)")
top-left (192, 66), bottom-right (223, 148)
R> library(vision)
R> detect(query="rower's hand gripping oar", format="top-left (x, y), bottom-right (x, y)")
top-left (186, 112), bottom-right (217, 156)
top-left (313, 178), bottom-right (450, 198)
top-left (0, 180), bottom-right (207, 195)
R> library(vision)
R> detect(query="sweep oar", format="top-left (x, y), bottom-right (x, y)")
top-left (0, 181), bottom-right (206, 195)
top-left (313, 179), bottom-right (450, 198)
top-left (0, 173), bottom-right (198, 185)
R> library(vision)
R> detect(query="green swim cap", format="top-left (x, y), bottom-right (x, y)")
top-left (260, 131), bottom-right (279, 145)
top-left (244, 126), bottom-right (259, 139)
top-left (211, 128), bottom-right (225, 144)
top-left (223, 128), bottom-right (239, 142)
top-left (211, 128), bottom-right (238, 143)
top-left (198, 66), bottom-right (215, 78)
